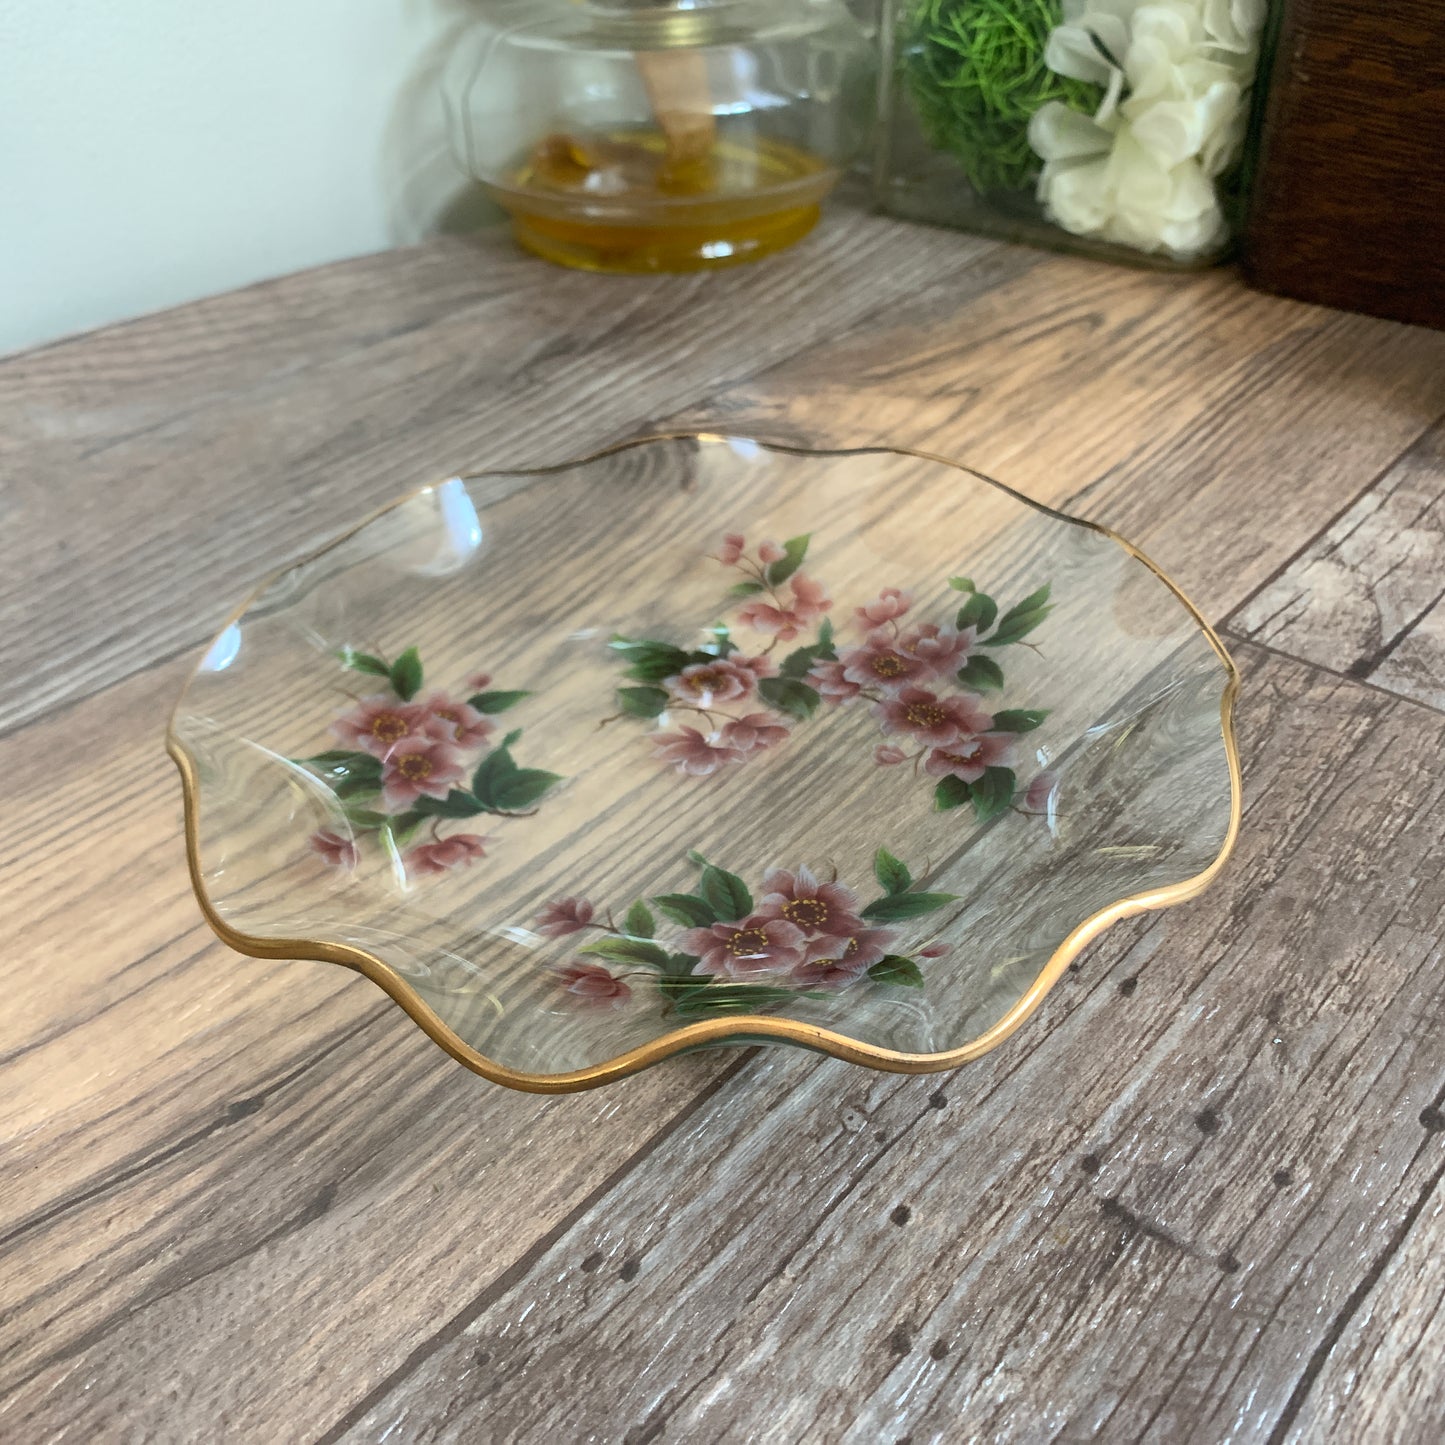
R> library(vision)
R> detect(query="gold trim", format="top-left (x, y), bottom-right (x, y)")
top-left (166, 435), bottom-right (1243, 1094)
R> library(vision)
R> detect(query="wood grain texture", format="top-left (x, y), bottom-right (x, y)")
top-left (310, 646), bottom-right (1445, 1443)
top-left (1231, 417), bottom-right (1445, 710)
top-left (0, 211), bottom-right (1002, 736)
top-left (4, 213), bottom-right (1445, 1441)
top-left (668, 254), bottom-right (1445, 620)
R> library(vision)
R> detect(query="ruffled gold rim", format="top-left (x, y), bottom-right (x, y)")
top-left (166, 435), bottom-right (1242, 1093)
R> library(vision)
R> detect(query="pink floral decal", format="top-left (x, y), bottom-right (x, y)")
top-left (607, 535), bottom-right (1055, 823)
top-left (539, 848), bottom-right (955, 1016)
top-left (296, 645), bottom-right (561, 879)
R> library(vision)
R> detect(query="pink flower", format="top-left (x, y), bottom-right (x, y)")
top-left (919, 943), bottom-right (950, 959)
top-left (678, 914), bottom-right (807, 980)
top-left (808, 658), bottom-right (861, 704)
top-left (1024, 771), bottom-right (1059, 812)
top-left (758, 539), bottom-right (786, 564)
top-left (795, 925), bottom-right (898, 986)
top-left (553, 962), bottom-right (632, 1009)
top-left (418, 691), bottom-right (495, 749)
top-left (875, 687), bottom-right (993, 748)
top-left (736, 600), bottom-right (801, 640)
top-left (331, 694), bottom-right (431, 758)
top-left (737, 575), bottom-right (832, 643)
top-left (665, 659), bottom-right (756, 706)
top-left (922, 732), bottom-right (1015, 783)
top-left (309, 828), bottom-right (358, 869)
top-left (463, 669), bottom-right (493, 693)
top-left (789, 573), bottom-right (832, 622)
top-left (757, 865), bottom-right (863, 939)
top-left (855, 587), bottom-right (912, 628)
top-left (901, 623), bottom-right (974, 677)
top-left (405, 833), bottom-right (490, 875)
top-left (731, 653), bottom-right (778, 680)
top-left (840, 633), bottom-right (932, 691)
top-left (378, 735), bottom-right (467, 812)
top-left (718, 532), bottom-right (746, 566)
top-left (652, 726), bottom-right (744, 777)
top-left (874, 744), bottom-right (908, 766)
top-left (535, 896), bottom-right (596, 937)
top-left (721, 713), bottom-right (790, 753)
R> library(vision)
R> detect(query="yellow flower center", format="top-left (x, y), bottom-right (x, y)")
top-left (370, 713), bottom-right (410, 743)
top-left (905, 702), bottom-right (948, 728)
top-left (728, 927), bottom-right (769, 957)
top-left (397, 753), bottom-right (432, 780)
top-left (783, 898), bottom-right (829, 929)
top-left (872, 655), bottom-right (908, 677)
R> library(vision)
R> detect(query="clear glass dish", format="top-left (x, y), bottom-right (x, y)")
top-left (169, 437), bottom-right (1240, 1092)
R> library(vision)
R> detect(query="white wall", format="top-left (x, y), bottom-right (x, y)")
top-left (0, 0), bottom-right (482, 355)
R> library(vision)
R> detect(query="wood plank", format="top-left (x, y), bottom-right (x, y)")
top-left (669, 259), bottom-right (1445, 619)
top-left (0, 214), bottom-right (1008, 737)
top-left (206, 643), bottom-right (1445, 1444)
top-left (1231, 418), bottom-right (1445, 712)
top-left (1285, 1187), bottom-right (1445, 1442)
top-left (0, 643), bottom-right (756, 1438)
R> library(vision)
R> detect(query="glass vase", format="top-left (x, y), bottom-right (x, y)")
top-left (871, 0), bottom-right (1273, 268)
top-left (442, 0), bottom-right (874, 273)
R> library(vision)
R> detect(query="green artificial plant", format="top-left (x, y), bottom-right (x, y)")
top-left (902, 0), bottom-right (1103, 194)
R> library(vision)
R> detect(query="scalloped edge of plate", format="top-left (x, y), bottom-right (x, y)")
top-left (167, 434), bottom-right (1243, 1093)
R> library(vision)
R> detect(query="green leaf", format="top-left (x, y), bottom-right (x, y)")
top-left (671, 983), bottom-right (806, 1018)
top-left (338, 647), bottom-right (391, 677)
top-left (764, 534), bottom-right (811, 587)
top-left (652, 893), bottom-right (718, 928)
top-left (334, 776), bottom-right (381, 800)
top-left (609, 636), bottom-right (693, 683)
top-left (472, 745), bottom-right (517, 804)
top-left (300, 749), bottom-right (380, 771)
top-left (624, 900), bottom-right (656, 939)
top-left (861, 891), bottom-right (958, 922)
top-left (957, 655), bottom-right (1005, 692)
top-left (664, 951), bottom-right (703, 978)
top-left (779, 646), bottom-right (819, 680)
top-left (971, 766), bottom-right (1017, 822)
top-left (955, 591), bottom-right (998, 633)
top-left (757, 677), bottom-right (819, 720)
top-left (493, 768), bottom-right (562, 812)
top-left (934, 776), bottom-right (972, 811)
top-left (617, 686), bottom-right (670, 719)
top-left (389, 646), bottom-right (423, 701)
top-left (579, 936), bottom-right (670, 969)
top-left (727, 580), bottom-right (766, 598)
top-left (699, 864), bottom-right (752, 922)
top-left (342, 808), bottom-right (391, 829)
top-left (873, 846), bottom-right (912, 896)
top-left (474, 745), bottom-right (559, 812)
top-left (659, 973), bottom-right (711, 1005)
top-left (468, 690), bottom-right (529, 714)
top-left (984, 585), bottom-right (1053, 647)
top-left (687, 849), bottom-right (710, 868)
top-left (502, 728), bottom-right (523, 748)
top-left (868, 955), bottom-right (925, 988)
top-left (948, 576), bottom-right (975, 592)
top-left (778, 620), bottom-right (837, 680)
top-left (989, 709), bottom-right (1048, 734)
top-left (412, 789), bottom-right (487, 818)
top-left (704, 624), bottom-right (737, 658)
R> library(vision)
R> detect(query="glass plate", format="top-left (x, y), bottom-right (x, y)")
top-left (169, 436), bottom-right (1240, 1091)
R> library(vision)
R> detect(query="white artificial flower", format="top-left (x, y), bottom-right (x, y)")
top-left (1029, 0), bottom-right (1267, 260)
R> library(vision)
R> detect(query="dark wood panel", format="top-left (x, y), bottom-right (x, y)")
top-left (1243, 0), bottom-right (1445, 329)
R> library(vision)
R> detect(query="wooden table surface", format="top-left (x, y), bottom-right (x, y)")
top-left (4, 209), bottom-right (1445, 1443)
